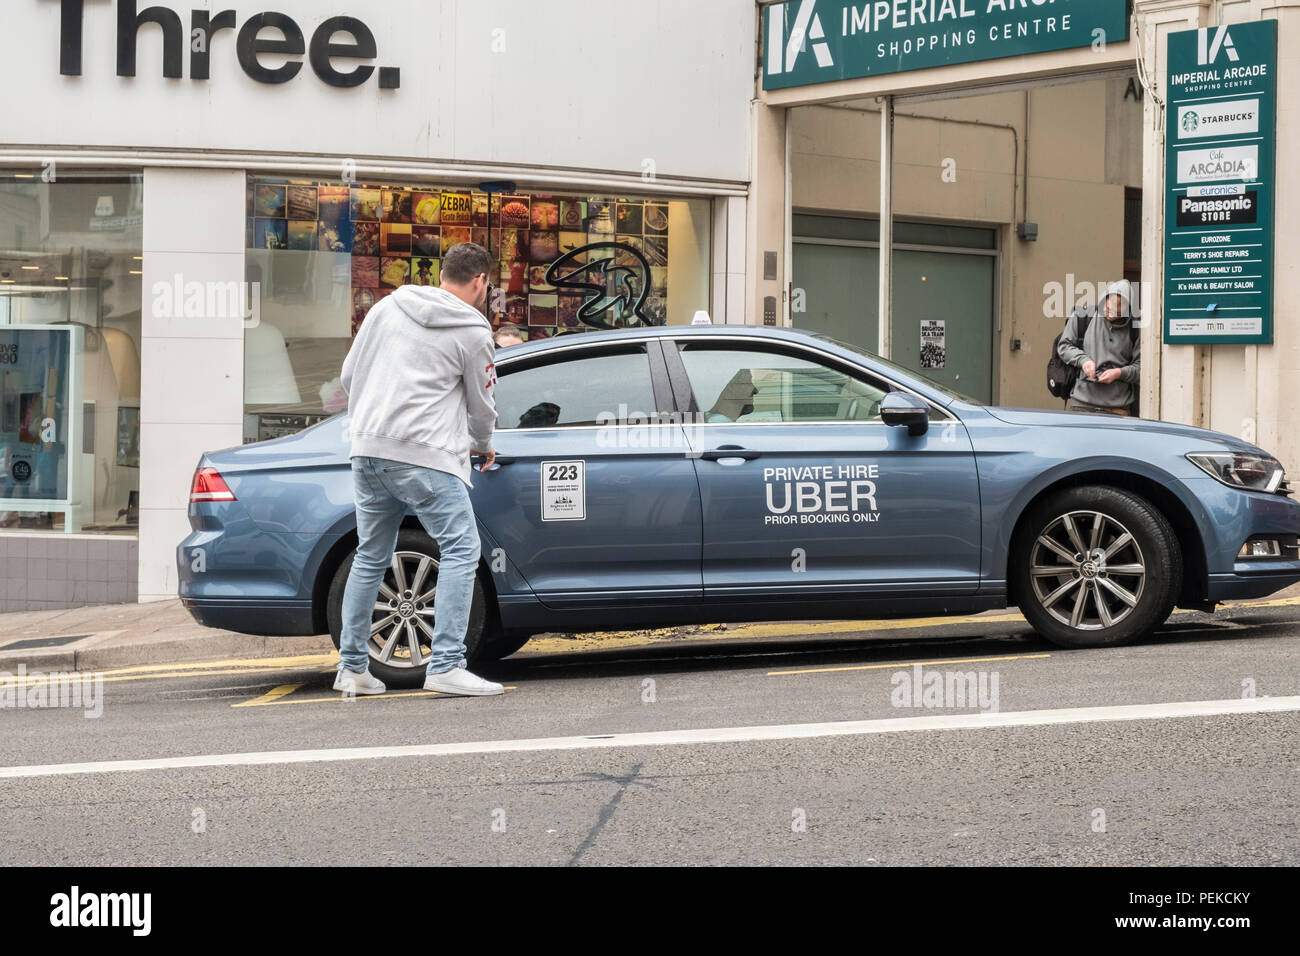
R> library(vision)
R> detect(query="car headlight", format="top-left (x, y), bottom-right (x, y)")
top-left (1187, 452), bottom-right (1286, 493)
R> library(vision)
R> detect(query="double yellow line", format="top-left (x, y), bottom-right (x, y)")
top-left (235, 683), bottom-right (519, 706)
top-left (0, 652), bottom-right (338, 690)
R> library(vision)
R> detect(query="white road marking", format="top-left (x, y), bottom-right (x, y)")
top-left (1, 696), bottom-right (1297, 779)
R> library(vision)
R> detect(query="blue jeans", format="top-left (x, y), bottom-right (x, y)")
top-left (339, 457), bottom-right (480, 677)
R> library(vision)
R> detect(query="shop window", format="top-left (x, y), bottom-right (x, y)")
top-left (0, 172), bottom-right (143, 534)
top-left (244, 177), bottom-right (711, 444)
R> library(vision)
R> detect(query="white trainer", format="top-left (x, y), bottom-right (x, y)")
top-left (333, 667), bottom-right (387, 696)
top-left (423, 665), bottom-right (504, 697)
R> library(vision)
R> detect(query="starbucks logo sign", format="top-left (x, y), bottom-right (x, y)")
top-left (1182, 111), bottom-right (1200, 133)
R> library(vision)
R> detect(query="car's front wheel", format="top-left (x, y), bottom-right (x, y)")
top-left (1013, 486), bottom-right (1182, 648)
top-left (326, 529), bottom-right (490, 687)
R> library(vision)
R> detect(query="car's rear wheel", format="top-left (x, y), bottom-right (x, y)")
top-left (1013, 486), bottom-right (1182, 648)
top-left (326, 529), bottom-right (489, 688)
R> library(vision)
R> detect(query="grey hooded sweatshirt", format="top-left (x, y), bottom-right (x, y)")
top-left (341, 285), bottom-right (497, 486)
top-left (1056, 279), bottom-right (1141, 409)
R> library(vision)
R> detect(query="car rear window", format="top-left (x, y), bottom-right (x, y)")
top-left (495, 347), bottom-right (656, 429)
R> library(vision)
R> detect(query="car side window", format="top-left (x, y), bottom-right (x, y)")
top-left (495, 348), bottom-right (656, 429)
top-left (677, 345), bottom-right (891, 423)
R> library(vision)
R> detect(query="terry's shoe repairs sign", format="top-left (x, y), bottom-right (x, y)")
top-left (762, 0), bottom-right (1129, 89)
top-left (1164, 21), bottom-right (1277, 345)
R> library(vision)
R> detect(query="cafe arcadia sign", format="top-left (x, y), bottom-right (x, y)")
top-left (763, 0), bottom-right (1130, 89)
top-left (1163, 21), bottom-right (1276, 345)
top-left (43, 0), bottom-right (400, 88)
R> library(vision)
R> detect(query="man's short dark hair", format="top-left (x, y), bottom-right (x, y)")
top-left (441, 242), bottom-right (493, 285)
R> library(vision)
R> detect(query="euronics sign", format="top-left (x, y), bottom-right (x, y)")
top-left (1163, 21), bottom-right (1277, 345)
top-left (762, 0), bottom-right (1130, 90)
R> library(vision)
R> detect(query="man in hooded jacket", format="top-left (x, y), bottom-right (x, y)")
top-left (1056, 278), bottom-right (1141, 416)
top-left (335, 242), bottom-right (502, 697)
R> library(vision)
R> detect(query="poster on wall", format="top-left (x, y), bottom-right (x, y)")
top-left (0, 327), bottom-right (75, 503)
top-left (920, 320), bottom-right (946, 369)
top-left (1163, 21), bottom-right (1277, 345)
top-left (248, 179), bottom-right (672, 340)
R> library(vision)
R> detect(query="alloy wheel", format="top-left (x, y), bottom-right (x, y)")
top-left (1028, 510), bottom-right (1146, 630)
top-left (368, 550), bottom-right (438, 669)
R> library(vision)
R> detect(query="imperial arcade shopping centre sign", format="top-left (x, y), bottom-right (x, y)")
top-left (1163, 21), bottom-right (1277, 345)
top-left (762, 0), bottom-right (1130, 89)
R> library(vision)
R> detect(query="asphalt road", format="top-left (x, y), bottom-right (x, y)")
top-left (1, 600), bottom-right (1297, 866)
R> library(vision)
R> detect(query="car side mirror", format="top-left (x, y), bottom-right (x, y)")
top-left (880, 392), bottom-right (929, 436)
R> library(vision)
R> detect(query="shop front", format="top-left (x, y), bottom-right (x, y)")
top-left (0, 0), bottom-right (755, 611)
top-left (241, 176), bottom-right (713, 445)
top-left (748, 0), bottom-right (1300, 474)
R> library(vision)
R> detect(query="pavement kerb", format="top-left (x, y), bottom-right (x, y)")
top-left (0, 628), bottom-right (334, 674)
top-left (2, 581), bottom-right (1299, 674)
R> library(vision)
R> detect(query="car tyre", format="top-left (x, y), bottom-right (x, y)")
top-left (1013, 485), bottom-right (1182, 649)
top-left (484, 630), bottom-right (532, 660)
top-left (326, 529), bottom-right (490, 688)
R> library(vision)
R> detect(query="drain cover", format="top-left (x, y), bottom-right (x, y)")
top-left (1, 634), bottom-right (92, 651)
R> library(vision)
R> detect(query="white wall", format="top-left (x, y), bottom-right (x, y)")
top-left (2, 0), bottom-right (754, 184)
top-left (138, 167), bottom-right (246, 603)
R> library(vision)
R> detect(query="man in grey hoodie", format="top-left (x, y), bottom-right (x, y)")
top-left (1057, 278), bottom-right (1141, 416)
top-left (334, 242), bottom-right (503, 697)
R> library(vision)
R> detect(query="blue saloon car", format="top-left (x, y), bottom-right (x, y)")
top-left (179, 326), bottom-right (1300, 686)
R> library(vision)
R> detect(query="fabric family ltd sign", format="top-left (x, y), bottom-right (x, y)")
top-left (763, 0), bottom-right (1130, 89)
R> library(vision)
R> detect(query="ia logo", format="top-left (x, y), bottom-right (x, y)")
top-left (767, 0), bottom-right (834, 77)
top-left (1197, 25), bottom-right (1239, 66)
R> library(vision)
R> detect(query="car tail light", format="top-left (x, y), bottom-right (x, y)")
top-left (190, 467), bottom-right (236, 502)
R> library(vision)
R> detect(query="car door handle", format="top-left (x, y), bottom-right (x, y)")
top-left (699, 446), bottom-right (761, 462)
top-left (471, 454), bottom-right (515, 466)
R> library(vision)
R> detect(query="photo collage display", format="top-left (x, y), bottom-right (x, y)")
top-left (248, 179), bottom-right (671, 339)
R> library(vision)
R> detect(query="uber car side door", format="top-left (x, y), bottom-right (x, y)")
top-left (667, 337), bottom-right (981, 602)
top-left (471, 338), bottom-right (702, 609)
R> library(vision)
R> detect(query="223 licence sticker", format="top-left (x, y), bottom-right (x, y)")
top-left (541, 460), bottom-right (586, 521)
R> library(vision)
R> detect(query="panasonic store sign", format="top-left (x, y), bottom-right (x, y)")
top-left (44, 0), bottom-right (400, 88)
top-left (762, 0), bottom-right (1130, 90)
